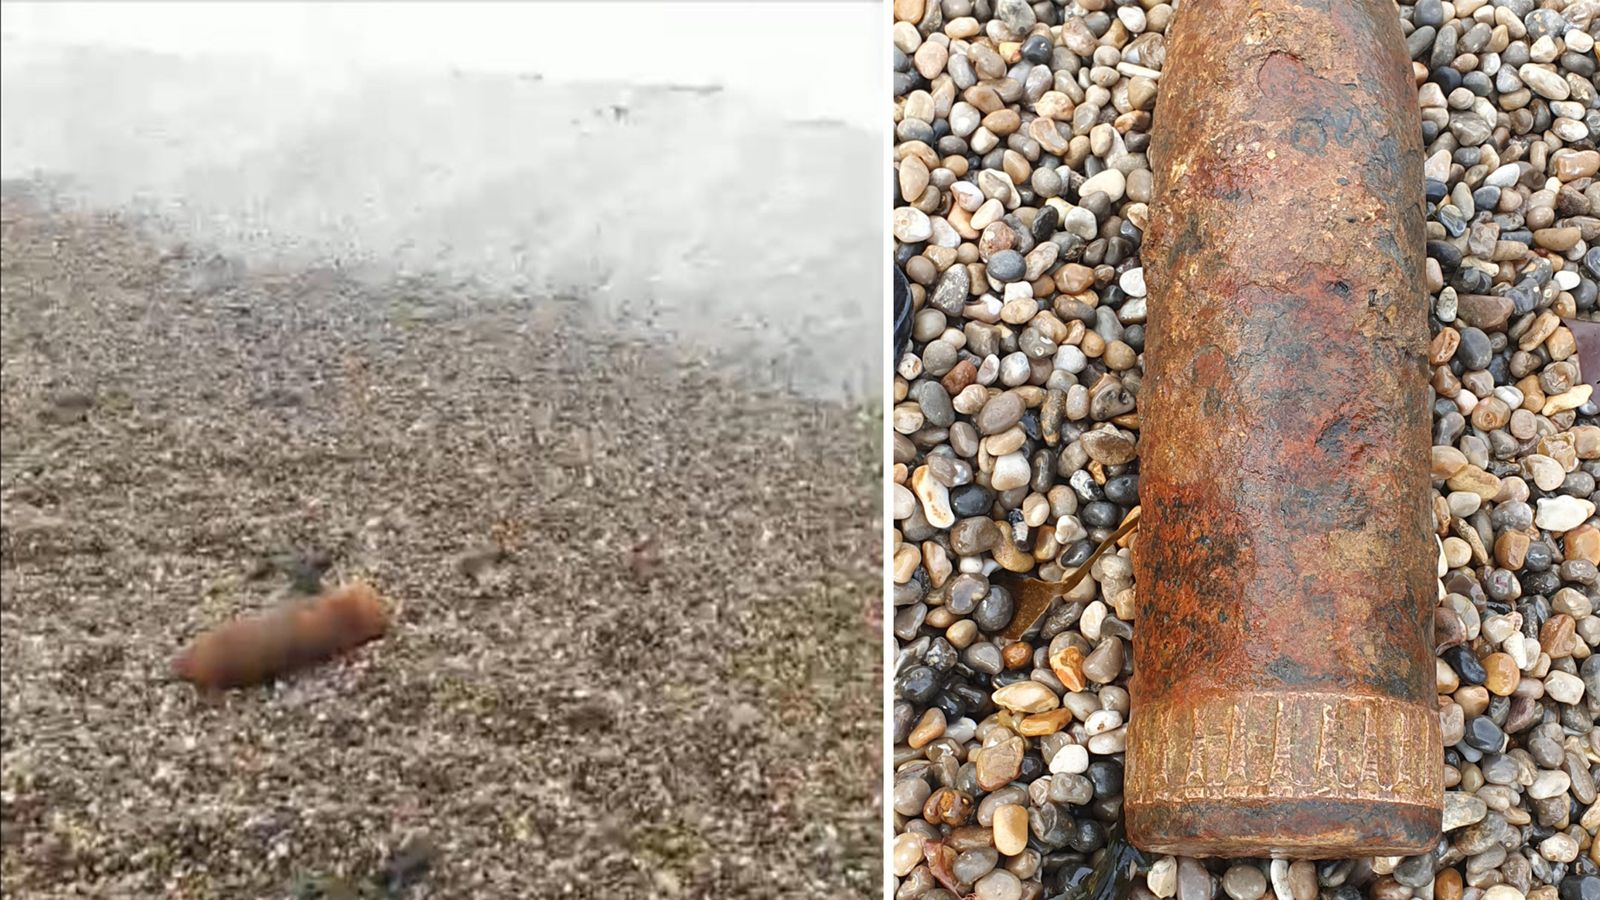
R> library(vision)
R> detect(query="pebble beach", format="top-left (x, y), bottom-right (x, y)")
top-left (0, 186), bottom-right (882, 898)
top-left (892, 0), bottom-right (1600, 899)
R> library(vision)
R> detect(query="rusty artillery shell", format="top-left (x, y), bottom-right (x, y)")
top-left (173, 580), bottom-right (389, 689)
top-left (1126, 0), bottom-right (1441, 858)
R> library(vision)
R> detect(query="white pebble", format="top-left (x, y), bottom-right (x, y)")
top-left (1062, 206), bottom-right (1098, 240)
top-left (975, 868), bottom-right (1023, 900)
top-left (1081, 600), bottom-right (1107, 641)
top-left (991, 452), bottom-right (1032, 491)
top-left (1086, 726), bottom-right (1126, 754)
top-left (951, 179), bottom-right (985, 210)
top-left (1078, 168), bottom-right (1126, 203)
top-left (1425, 149), bottom-right (1453, 182)
top-left (1554, 118), bottom-right (1589, 143)
top-left (1049, 743), bottom-right (1089, 774)
top-left (1055, 344), bottom-right (1088, 374)
top-left (1493, 385), bottom-right (1523, 409)
top-left (1269, 859), bottom-right (1293, 900)
top-left (1084, 708), bottom-right (1123, 735)
top-left (892, 482), bottom-right (916, 520)
top-left (1116, 63), bottom-right (1161, 82)
top-left (893, 832), bottom-right (926, 876)
top-left (1539, 832), bottom-right (1580, 863)
top-left (1148, 857), bottom-right (1179, 899)
top-left (1447, 490), bottom-right (1482, 518)
top-left (893, 206), bottom-right (933, 242)
top-left (1522, 454), bottom-right (1566, 492)
top-left (1504, 632), bottom-right (1532, 670)
top-left (1567, 28), bottom-right (1595, 53)
top-left (1519, 63), bottom-right (1571, 100)
top-left (913, 465), bottom-right (957, 528)
top-left (1535, 496), bottom-right (1595, 532)
top-left (1527, 770), bottom-right (1571, 800)
top-left (1119, 267), bottom-right (1147, 297)
top-left (1555, 270), bottom-right (1581, 290)
top-left (1553, 100), bottom-right (1587, 121)
top-left (1055, 516), bottom-right (1088, 544)
top-left (1554, 588), bottom-right (1594, 618)
top-left (1482, 613), bottom-right (1521, 645)
top-left (945, 717), bottom-right (978, 744)
top-left (1483, 886), bottom-right (1525, 900)
top-left (1436, 288), bottom-right (1458, 322)
top-left (1485, 163), bottom-right (1523, 187)
top-left (1545, 670), bottom-right (1586, 704)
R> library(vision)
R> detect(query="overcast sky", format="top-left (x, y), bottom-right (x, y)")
top-left (1, 2), bottom-right (882, 127)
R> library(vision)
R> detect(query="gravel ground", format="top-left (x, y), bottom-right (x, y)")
top-left (892, 1), bottom-right (1600, 899)
top-left (0, 184), bottom-right (881, 898)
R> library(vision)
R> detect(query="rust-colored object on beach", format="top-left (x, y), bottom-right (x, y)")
top-left (1126, 0), bottom-right (1442, 858)
top-left (173, 580), bottom-right (390, 689)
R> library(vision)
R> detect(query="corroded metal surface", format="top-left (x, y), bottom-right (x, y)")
top-left (173, 581), bottom-right (390, 689)
top-left (1126, 0), bottom-right (1442, 857)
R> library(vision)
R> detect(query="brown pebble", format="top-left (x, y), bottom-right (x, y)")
top-left (1509, 408), bottom-right (1538, 439)
top-left (1565, 523), bottom-right (1600, 566)
top-left (1056, 263), bottom-right (1095, 294)
top-left (1446, 465), bottom-right (1502, 501)
top-left (1002, 641), bottom-right (1032, 669)
top-left (976, 734), bottom-right (1025, 791)
top-left (1495, 531), bottom-right (1530, 570)
top-left (1539, 614), bottom-right (1576, 658)
top-left (1456, 684), bottom-right (1490, 717)
top-left (982, 108), bottom-right (1022, 136)
top-left (1287, 861), bottom-right (1317, 900)
top-left (1432, 445), bottom-right (1469, 478)
top-left (993, 804), bottom-right (1030, 856)
top-left (1482, 652), bottom-right (1521, 696)
top-left (924, 787), bottom-right (974, 826)
top-left (900, 156), bottom-right (931, 204)
top-left (1520, 311), bottom-right (1561, 352)
top-left (1436, 868), bottom-right (1463, 900)
top-left (1471, 396), bottom-right (1511, 430)
top-left (1430, 328), bottom-right (1461, 365)
top-left (1572, 425), bottom-right (1600, 458)
top-left (1018, 708), bottom-right (1075, 736)
top-left (1534, 227), bottom-right (1582, 251)
top-left (1371, 877), bottom-right (1410, 900)
top-left (950, 517), bottom-right (1001, 555)
top-left (1457, 293), bottom-right (1513, 331)
top-left (909, 707), bottom-right (947, 749)
top-left (1050, 645), bottom-right (1086, 692)
top-left (1554, 149), bottom-right (1600, 180)
top-left (1104, 340), bottom-right (1137, 370)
